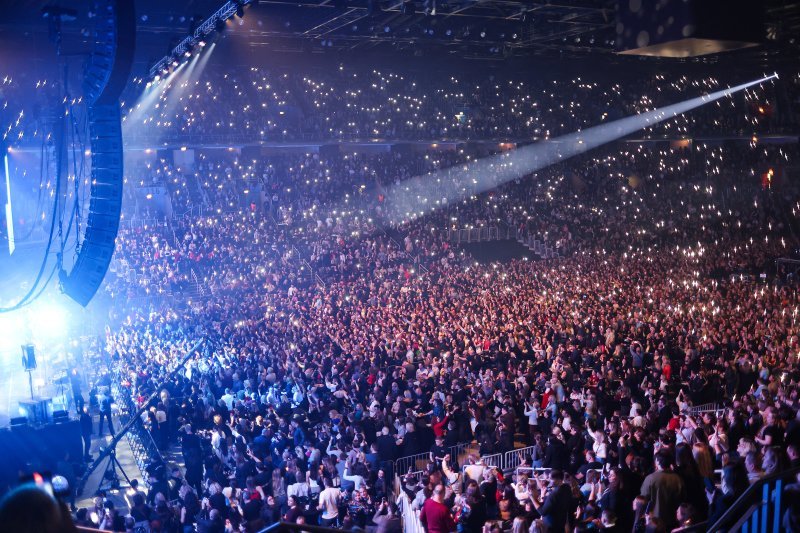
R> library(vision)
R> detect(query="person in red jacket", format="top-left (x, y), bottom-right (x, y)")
top-left (419, 484), bottom-right (455, 533)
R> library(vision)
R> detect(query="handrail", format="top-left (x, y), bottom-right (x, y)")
top-left (687, 402), bottom-right (721, 414)
top-left (393, 442), bottom-right (478, 480)
top-left (701, 465), bottom-right (800, 532)
top-left (394, 442), bottom-right (538, 487)
top-left (108, 372), bottom-right (163, 488)
top-left (257, 521), bottom-right (346, 533)
top-left (502, 445), bottom-right (537, 472)
top-left (382, 229), bottom-right (429, 274)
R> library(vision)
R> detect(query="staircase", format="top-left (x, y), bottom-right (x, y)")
top-left (516, 234), bottom-right (561, 259)
top-left (184, 268), bottom-right (207, 299)
top-left (683, 466), bottom-right (800, 532)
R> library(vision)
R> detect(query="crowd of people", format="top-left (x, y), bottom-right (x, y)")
top-left (2, 62), bottom-right (800, 533)
top-left (69, 125), bottom-right (800, 533)
top-left (3, 65), bottom-right (800, 150)
top-left (118, 66), bottom-right (798, 145)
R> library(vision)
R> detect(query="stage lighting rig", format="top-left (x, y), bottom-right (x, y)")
top-left (148, 0), bottom-right (254, 81)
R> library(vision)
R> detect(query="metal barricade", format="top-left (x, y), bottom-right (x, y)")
top-left (480, 453), bottom-right (502, 468)
top-left (687, 403), bottom-right (721, 414)
top-left (394, 452), bottom-right (431, 477)
top-left (394, 442), bottom-right (478, 479)
top-left (502, 445), bottom-right (537, 472)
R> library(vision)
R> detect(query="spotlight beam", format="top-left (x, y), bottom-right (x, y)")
top-left (124, 44), bottom-right (216, 146)
top-left (123, 62), bottom-right (186, 134)
top-left (384, 74), bottom-right (778, 222)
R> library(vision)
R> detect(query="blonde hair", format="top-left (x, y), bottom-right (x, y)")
top-left (511, 516), bottom-right (528, 533)
top-left (692, 443), bottom-right (713, 478)
top-left (738, 438), bottom-right (757, 456)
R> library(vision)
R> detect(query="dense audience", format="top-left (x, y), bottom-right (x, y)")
top-left (3, 63), bottom-right (800, 533)
top-left (118, 67), bottom-right (799, 144)
top-left (82, 132), bottom-right (800, 533)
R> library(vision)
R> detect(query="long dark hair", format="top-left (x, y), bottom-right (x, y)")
top-left (607, 467), bottom-right (622, 491)
top-left (675, 443), bottom-right (701, 478)
top-left (464, 481), bottom-right (482, 506)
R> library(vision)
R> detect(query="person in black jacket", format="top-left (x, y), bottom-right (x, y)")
top-left (400, 422), bottom-right (422, 457)
top-left (543, 433), bottom-right (569, 471)
top-left (674, 444), bottom-right (709, 521)
top-left (531, 470), bottom-right (573, 533)
top-left (376, 426), bottom-right (397, 460)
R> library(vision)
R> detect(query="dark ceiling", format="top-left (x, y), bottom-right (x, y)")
top-left (1, 0), bottom-right (799, 69)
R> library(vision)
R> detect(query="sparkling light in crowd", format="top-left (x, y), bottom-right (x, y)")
top-left (384, 74), bottom-right (779, 222)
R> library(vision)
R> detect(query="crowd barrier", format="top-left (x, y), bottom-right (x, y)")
top-left (394, 443), bottom-right (542, 482)
top-left (393, 437), bottom-right (726, 500)
top-left (687, 402), bottom-right (722, 414)
top-left (394, 442), bottom-right (478, 477)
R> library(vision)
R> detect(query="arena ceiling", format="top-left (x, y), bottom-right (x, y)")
top-left (1, 0), bottom-right (799, 65)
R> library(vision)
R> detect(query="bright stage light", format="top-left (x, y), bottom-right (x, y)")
top-left (0, 313), bottom-right (23, 349)
top-left (4, 150), bottom-right (14, 255)
top-left (28, 302), bottom-right (69, 341)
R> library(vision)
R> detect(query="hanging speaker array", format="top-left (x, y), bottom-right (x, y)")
top-left (60, 0), bottom-right (134, 306)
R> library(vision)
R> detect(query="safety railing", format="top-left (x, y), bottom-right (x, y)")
top-left (395, 442), bottom-right (546, 486)
top-left (682, 466), bottom-right (800, 533)
top-left (513, 466), bottom-right (603, 480)
top-left (503, 445), bottom-right (537, 472)
top-left (687, 402), bottom-right (721, 414)
top-left (108, 375), bottom-right (164, 488)
top-left (481, 452), bottom-right (503, 469)
top-left (382, 229), bottom-right (429, 274)
top-left (394, 451), bottom-right (434, 477)
top-left (446, 225), bottom-right (512, 244)
top-left (256, 521), bottom-right (349, 533)
top-left (393, 442), bottom-right (479, 478)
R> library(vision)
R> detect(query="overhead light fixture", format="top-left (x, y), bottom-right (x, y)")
top-left (424, 0), bottom-right (436, 16)
top-left (148, 0), bottom-right (255, 80)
